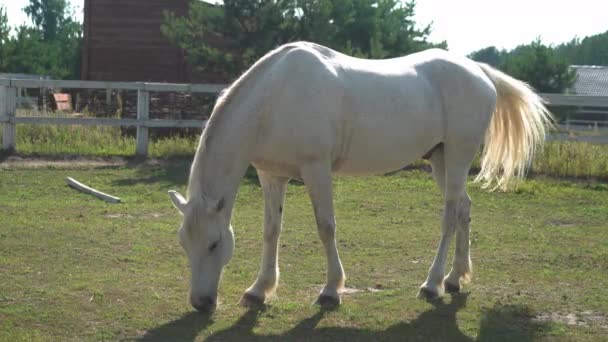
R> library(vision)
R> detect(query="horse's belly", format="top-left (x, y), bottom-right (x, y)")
top-left (334, 120), bottom-right (441, 176)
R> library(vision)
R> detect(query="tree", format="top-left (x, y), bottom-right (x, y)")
top-left (469, 46), bottom-right (505, 67)
top-left (24, 0), bottom-right (72, 41)
top-left (162, 0), bottom-right (446, 79)
top-left (0, 0), bottom-right (82, 79)
top-left (0, 5), bottom-right (10, 71)
top-left (502, 40), bottom-right (576, 93)
top-left (470, 41), bottom-right (576, 93)
top-left (555, 31), bottom-right (608, 66)
top-left (0, 5), bottom-right (8, 43)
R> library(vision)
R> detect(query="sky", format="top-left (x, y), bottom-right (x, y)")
top-left (2, 0), bottom-right (607, 55)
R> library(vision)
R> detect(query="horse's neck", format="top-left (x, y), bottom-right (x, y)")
top-left (187, 108), bottom-right (255, 208)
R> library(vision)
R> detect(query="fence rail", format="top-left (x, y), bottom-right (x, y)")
top-left (1, 78), bottom-right (608, 156)
top-left (0, 78), bottom-right (228, 156)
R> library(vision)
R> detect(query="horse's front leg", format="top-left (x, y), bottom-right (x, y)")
top-left (239, 170), bottom-right (288, 307)
top-left (301, 162), bottom-right (346, 307)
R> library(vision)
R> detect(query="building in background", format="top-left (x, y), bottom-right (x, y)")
top-left (569, 65), bottom-right (608, 121)
top-left (78, 0), bottom-right (225, 122)
top-left (570, 66), bottom-right (608, 97)
top-left (81, 0), bottom-right (224, 83)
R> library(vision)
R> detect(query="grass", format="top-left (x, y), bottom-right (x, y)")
top-left (0, 162), bottom-right (607, 341)
top-left (532, 141), bottom-right (608, 180)
top-left (1, 124), bottom-right (200, 158)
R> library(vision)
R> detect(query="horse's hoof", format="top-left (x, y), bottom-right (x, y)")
top-left (417, 287), bottom-right (442, 301)
top-left (445, 282), bottom-right (461, 294)
top-left (238, 292), bottom-right (265, 308)
top-left (315, 294), bottom-right (341, 309)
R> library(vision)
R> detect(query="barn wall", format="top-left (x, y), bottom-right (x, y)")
top-left (82, 0), bottom-right (221, 83)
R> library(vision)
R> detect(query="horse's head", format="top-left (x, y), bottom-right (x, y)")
top-left (168, 190), bottom-right (235, 312)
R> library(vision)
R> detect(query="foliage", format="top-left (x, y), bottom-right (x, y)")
top-left (468, 46), bottom-right (505, 68)
top-left (0, 5), bottom-right (10, 71)
top-left (470, 40), bottom-right (576, 93)
top-left (1, 165), bottom-right (607, 340)
top-left (24, 0), bottom-right (72, 41)
top-left (502, 41), bottom-right (577, 93)
top-left (470, 30), bottom-right (608, 94)
top-left (0, 0), bottom-right (81, 79)
top-left (555, 30), bottom-right (608, 66)
top-left (162, 0), bottom-right (446, 78)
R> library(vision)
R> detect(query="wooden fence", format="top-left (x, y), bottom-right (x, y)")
top-left (0, 78), bottom-right (226, 156)
top-left (1, 78), bottom-right (608, 156)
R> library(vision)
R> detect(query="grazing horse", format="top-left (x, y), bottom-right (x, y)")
top-left (168, 41), bottom-right (552, 311)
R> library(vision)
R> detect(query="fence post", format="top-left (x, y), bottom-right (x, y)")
top-left (1, 85), bottom-right (17, 153)
top-left (136, 89), bottom-right (150, 157)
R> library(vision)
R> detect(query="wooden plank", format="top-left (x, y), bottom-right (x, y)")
top-left (145, 119), bottom-right (207, 128)
top-left (541, 94), bottom-right (608, 107)
top-left (0, 78), bottom-right (227, 93)
top-left (558, 124), bottom-right (608, 132)
top-left (1, 86), bottom-right (17, 152)
top-left (548, 134), bottom-right (608, 144)
top-left (189, 84), bottom-right (227, 93)
top-left (66, 177), bottom-right (121, 203)
top-left (144, 83), bottom-right (226, 93)
top-left (566, 119), bottom-right (608, 124)
top-left (6, 116), bottom-right (140, 127)
top-left (6, 79), bottom-right (142, 90)
top-left (136, 90), bottom-right (150, 156)
top-left (2, 116), bottom-right (206, 128)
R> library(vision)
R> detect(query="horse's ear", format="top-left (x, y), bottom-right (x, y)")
top-left (205, 196), bottom-right (225, 214)
top-left (168, 190), bottom-right (187, 213)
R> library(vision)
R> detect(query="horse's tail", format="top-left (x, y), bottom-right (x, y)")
top-left (474, 63), bottom-right (554, 191)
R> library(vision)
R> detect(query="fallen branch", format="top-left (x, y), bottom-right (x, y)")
top-left (66, 177), bottom-right (121, 203)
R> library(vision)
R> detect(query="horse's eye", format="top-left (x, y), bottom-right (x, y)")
top-left (209, 241), bottom-right (219, 252)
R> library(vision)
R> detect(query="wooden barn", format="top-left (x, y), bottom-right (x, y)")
top-left (81, 0), bottom-right (223, 83)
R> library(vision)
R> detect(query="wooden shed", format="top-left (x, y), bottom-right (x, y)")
top-left (81, 0), bottom-right (223, 83)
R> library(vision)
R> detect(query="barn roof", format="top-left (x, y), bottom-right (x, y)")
top-left (570, 65), bottom-right (608, 96)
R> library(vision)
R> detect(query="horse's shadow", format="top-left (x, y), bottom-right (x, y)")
top-left (137, 293), bottom-right (548, 342)
top-left (136, 311), bottom-right (214, 341)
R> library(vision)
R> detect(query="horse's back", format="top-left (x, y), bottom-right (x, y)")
top-left (252, 43), bottom-right (496, 177)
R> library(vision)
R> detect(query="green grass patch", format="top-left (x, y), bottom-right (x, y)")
top-left (1, 124), bottom-right (200, 158)
top-left (0, 164), bottom-right (607, 341)
top-left (531, 141), bottom-right (608, 180)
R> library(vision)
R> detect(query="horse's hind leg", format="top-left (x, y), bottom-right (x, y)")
top-left (300, 162), bottom-right (346, 307)
top-left (239, 170), bottom-right (288, 307)
top-left (418, 144), bottom-right (476, 300)
top-left (426, 147), bottom-right (473, 293)
top-left (444, 192), bottom-right (473, 293)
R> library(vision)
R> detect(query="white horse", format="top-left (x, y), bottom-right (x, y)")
top-left (168, 41), bottom-right (552, 311)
